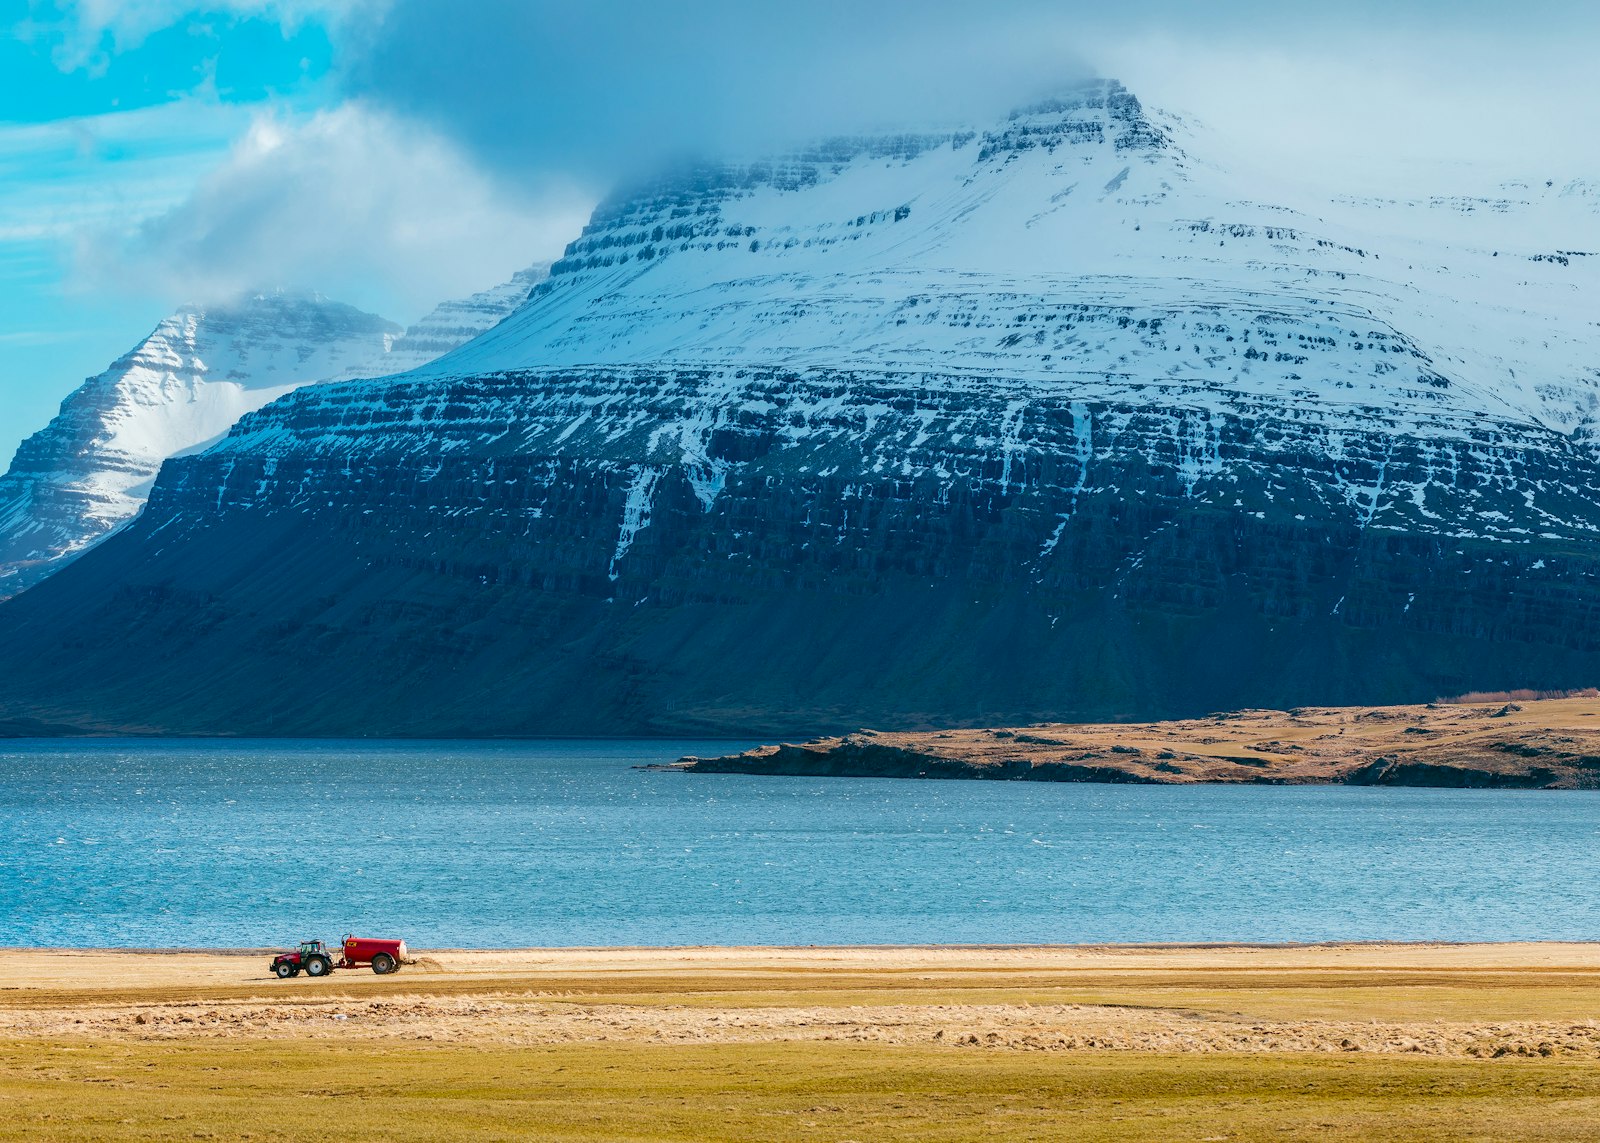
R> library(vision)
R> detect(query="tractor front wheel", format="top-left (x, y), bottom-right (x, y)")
top-left (371, 952), bottom-right (396, 975)
top-left (274, 962), bottom-right (295, 979)
top-left (304, 954), bottom-right (332, 978)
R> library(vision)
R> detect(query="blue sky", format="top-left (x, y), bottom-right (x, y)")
top-left (0, 1), bottom-right (586, 467)
top-left (3, 0), bottom-right (1599, 469)
top-left (0, 3), bottom-right (337, 462)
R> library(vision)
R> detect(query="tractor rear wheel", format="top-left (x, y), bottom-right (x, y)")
top-left (274, 962), bottom-right (294, 979)
top-left (304, 954), bottom-right (332, 978)
top-left (371, 952), bottom-right (396, 975)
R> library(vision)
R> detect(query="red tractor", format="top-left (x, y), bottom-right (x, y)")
top-left (269, 935), bottom-right (410, 978)
top-left (270, 940), bottom-right (334, 978)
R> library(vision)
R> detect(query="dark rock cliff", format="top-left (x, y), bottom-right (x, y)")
top-left (1, 368), bottom-right (1597, 736)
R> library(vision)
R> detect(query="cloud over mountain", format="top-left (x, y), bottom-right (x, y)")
top-left (74, 101), bottom-right (589, 318)
top-left (345, 0), bottom-right (1600, 189)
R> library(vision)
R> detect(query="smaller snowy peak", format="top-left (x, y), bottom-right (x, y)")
top-left (0, 266), bottom-right (556, 597)
top-left (195, 289), bottom-right (400, 353)
top-left (0, 291), bottom-right (399, 597)
top-left (14, 289), bottom-right (400, 472)
top-left (345, 263), bottom-right (551, 378)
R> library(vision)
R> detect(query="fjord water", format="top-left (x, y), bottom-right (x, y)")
top-left (3, 739), bottom-right (1599, 948)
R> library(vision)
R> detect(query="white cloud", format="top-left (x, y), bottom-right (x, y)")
top-left (352, 0), bottom-right (1600, 197)
top-left (74, 100), bottom-right (594, 322)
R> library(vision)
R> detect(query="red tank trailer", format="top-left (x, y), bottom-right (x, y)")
top-left (338, 934), bottom-right (410, 974)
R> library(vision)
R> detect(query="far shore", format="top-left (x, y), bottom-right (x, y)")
top-left (676, 695), bottom-right (1600, 787)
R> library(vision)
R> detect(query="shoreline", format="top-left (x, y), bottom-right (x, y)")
top-left (6, 938), bottom-right (1600, 955)
top-left (8, 941), bottom-right (1600, 1049)
top-left (8, 941), bottom-right (1600, 995)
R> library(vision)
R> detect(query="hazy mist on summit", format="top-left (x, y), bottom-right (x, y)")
top-left (347, 0), bottom-right (1600, 188)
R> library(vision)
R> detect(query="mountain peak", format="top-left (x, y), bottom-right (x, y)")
top-left (984, 77), bottom-right (1171, 159)
top-left (1007, 76), bottom-right (1134, 118)
top-left (169, 290), bottom-right (400, 336)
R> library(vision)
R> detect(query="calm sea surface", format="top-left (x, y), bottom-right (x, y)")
top-left (3, 738), bottom-right (1599, 948)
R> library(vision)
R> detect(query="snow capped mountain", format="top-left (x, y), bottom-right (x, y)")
top-left (0, 266), bottom-right (547, 597)
top-left (0, 292), bottom-right (398, 596)
top-left (218, 79), bottom-right (1600, 550)
top-left (3, 80), bottom-right (1599, 736)
top-left (357, 79), bottom-right (1599, 539)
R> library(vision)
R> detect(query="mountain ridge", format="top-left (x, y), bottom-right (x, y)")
top-left (1, 78), bottom-right (1597, 736)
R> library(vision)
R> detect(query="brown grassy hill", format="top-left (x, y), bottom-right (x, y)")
top-left (676, 694), bottom-right (1600, 788)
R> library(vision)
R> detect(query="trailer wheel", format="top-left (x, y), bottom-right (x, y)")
top-left (304, 954), bottom-right (332, 977)
top-left (274, 962), bottom-right (295, 979)
top-left (371, 952), bottom-right (396, 975)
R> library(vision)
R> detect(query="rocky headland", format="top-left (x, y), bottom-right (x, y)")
top-left (672, 694), bottom-right (1600, 788)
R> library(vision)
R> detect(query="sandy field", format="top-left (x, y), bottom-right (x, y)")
top-left (5, 941), bottom-right (1600, 1055)
top-left (8, 942), bottom-right (1600, 1140)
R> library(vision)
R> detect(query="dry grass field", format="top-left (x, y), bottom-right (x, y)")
top-left (680, 694), bottom-right (1600, 786)
top-left (5, 943), bottom-right (1600, 1140)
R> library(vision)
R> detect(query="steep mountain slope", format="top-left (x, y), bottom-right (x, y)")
top-left (0, 268), bottom-right (546, 598)
top-left (2, 80), bottom-right (1598, 736)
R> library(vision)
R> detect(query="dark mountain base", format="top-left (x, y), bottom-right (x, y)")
top-left (4, 372), bottom-right (1600, 738)
top-left (0, 716), bottom-right (86, 737)
top-left (0, 480), bottom-right (1597, 738)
